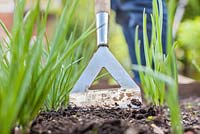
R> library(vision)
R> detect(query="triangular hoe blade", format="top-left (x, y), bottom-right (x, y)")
top-left (70, 47), bottom-right (142, 108)
top-left (71, 47), bottom-right (140, 93)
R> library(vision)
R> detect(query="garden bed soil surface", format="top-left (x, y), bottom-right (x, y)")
top-left (30, 97), bottom-right (200, 134)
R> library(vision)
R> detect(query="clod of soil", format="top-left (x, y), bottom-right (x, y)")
top-left (30, 98), bottom-right (200, 134)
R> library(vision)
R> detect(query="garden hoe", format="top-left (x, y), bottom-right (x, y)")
top-left (70, 0), bottom-right (142, 108)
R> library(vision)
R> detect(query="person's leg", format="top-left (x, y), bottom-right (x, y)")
top-left (162, 1), bottom-right (168, 55)
top-left (112, 0), bottom-right (168, 83)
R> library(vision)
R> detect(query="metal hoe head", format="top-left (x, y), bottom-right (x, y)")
top-left (70, 0), bottom-right (142, 108)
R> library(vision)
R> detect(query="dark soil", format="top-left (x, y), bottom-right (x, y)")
top-left (30, 97), bottom-right (200, 134)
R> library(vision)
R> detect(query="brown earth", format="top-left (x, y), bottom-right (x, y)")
top-left (30, 97), bottom-right (200, 134)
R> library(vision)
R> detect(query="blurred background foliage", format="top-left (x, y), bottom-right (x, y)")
top-left (177, 17), bottom-right (200, 78)
top-left (175, 0), bottom-right (200, 79)
top-left (183, 0), bottom-right (200, 19)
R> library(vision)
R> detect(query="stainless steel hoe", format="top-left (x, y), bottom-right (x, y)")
top-left (70, 0), bottom-right (142, 108)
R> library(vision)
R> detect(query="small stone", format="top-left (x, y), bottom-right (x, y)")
top-left (131, 99), bottom-right (142, 106)
top-left (139, 109), bottom-right (147, 114)
top-left (135, 114), bottom-right (145, 120)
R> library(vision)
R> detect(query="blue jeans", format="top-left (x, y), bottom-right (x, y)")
top-left (111, 0), bottom-right (167, 83)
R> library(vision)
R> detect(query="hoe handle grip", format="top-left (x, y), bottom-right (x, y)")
top-left (95, 0), bottom-right (110, 14)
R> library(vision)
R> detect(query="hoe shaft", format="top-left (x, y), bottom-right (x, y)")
top-left (95, 0), bottom-right (110, 47)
